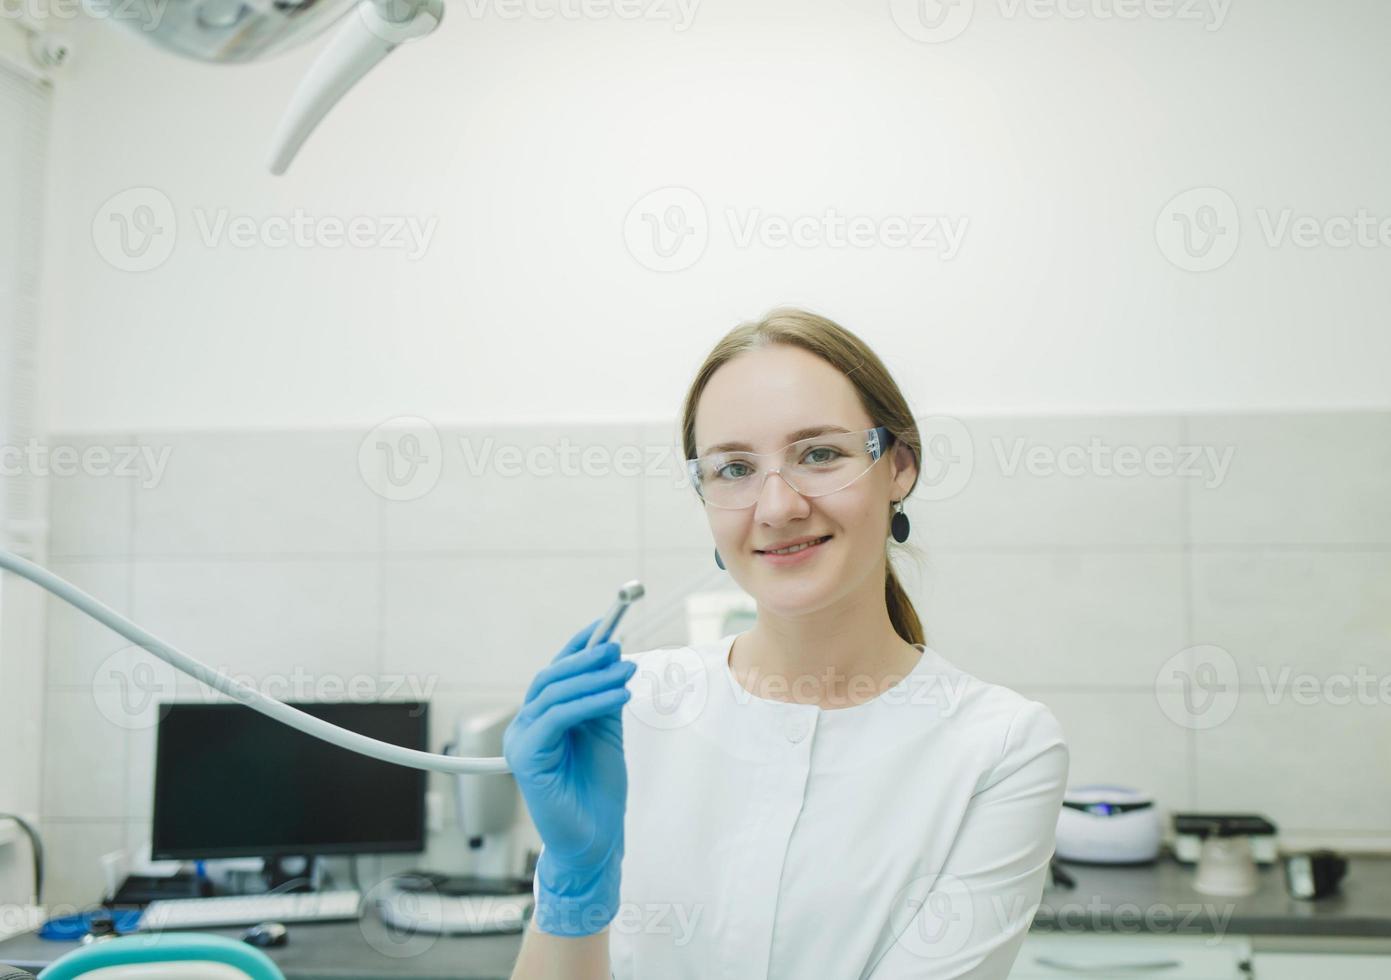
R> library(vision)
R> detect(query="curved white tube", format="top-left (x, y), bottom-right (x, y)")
top-left (267, 0), bottom-right (444, 175)
top-left (0, 548), bottom-right (642, 775)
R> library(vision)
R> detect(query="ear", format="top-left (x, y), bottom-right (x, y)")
top-left (889, 441), bottom-right (917, 501)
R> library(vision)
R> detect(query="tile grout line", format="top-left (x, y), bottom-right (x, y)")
top-left (1179, 415), bottom-right (1200, 812)
top-left (122, 440), bottom-right (139, 835)
top-left (41, 542), bottom-right (1391, 562)
top-left (376, 467), bottom-right (386, 678)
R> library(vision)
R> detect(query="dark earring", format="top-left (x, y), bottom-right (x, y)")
top-left (714, 547), bottom-right (725, 570)
top-left (890, 500), bottom-right (911, 543)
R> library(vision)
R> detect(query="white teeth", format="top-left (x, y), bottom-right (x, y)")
top-left (765, 537), bottom-right (827, 555)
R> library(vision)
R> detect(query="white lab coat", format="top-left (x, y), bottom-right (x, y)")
top-left (537, 632), bottom-right (1070, 979)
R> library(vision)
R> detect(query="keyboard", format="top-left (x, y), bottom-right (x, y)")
top-left (137, 889), bottom-right (363, 931)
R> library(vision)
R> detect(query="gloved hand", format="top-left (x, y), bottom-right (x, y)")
top-left (504, 618), bottom-right (637, 936)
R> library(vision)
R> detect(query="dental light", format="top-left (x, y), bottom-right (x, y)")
top-left (0, 547), bottom-right (644, 775)
top-left (103, 0), bottom-right (445, 174)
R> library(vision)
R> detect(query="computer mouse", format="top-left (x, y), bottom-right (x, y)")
top-left (241, 921), bottom-right (288, 948)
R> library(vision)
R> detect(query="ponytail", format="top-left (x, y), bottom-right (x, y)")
top-left (886, 565), bottom-right (924, 646)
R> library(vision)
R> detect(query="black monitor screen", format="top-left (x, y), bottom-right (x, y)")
top-left (151, 701), bottom-right (428, 860)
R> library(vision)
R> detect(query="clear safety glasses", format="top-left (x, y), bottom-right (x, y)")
top-left (686, 426), bottom-right (893, 510)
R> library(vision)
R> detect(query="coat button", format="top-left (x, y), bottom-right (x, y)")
top-left (783, 716), bottom-right (809, 743)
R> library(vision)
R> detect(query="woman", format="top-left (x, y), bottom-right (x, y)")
top-left (505, 308), bottom-right (1069, 979)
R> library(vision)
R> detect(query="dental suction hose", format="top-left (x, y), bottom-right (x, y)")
top-left (0, 548), bottom-right (643, 776)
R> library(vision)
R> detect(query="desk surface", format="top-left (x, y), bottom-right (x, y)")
top-left (6, 856), bottom-right (1390, 976)
top-left (1034, 854), bottom-right (1391, 940)
top-left (0, 918), bottom-right (526, 980)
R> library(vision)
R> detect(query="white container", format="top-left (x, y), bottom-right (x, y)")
top-left (1193, 835), bottom-right (1259, 897)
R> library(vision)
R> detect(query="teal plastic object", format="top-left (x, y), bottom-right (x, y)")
top-left (37, 932), bottom-right (284, 980)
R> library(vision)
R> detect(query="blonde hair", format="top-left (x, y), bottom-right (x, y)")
top-left (679, 307), bottom-right (925, 646)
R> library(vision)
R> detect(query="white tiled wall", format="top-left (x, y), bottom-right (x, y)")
top-left (36, 413), bottom-right (1391, 906)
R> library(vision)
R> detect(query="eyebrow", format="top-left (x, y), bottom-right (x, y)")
top-left (700, 425), bottom-right (854, 456)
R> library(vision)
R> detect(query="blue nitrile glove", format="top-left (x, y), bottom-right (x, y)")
top-left (504, 618), bottom-right (636, 936)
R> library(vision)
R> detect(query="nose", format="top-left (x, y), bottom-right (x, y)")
top-left (752, 469), bottom-right (810, 523)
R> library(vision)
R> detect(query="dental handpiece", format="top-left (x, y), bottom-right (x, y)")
top-left (0, 548), bottom-right (644, 776)
top-left (586, 580), bottom-right (645, 651)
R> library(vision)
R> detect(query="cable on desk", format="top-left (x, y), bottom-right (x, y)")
top-left (0, 813), bottom-right (43, 904)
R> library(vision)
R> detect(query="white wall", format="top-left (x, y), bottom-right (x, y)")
top-left (19, 0), bottom-right (1391, 910)
top-left (0, 18), bottom-right (51, 917)
top-left (32, 410), bottom-right (1391, 909)
top-left (38, 0), bottom-right (1391, 434)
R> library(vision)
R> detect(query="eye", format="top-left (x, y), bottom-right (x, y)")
top-left (802, 446), bottom-right (844, 465)
top-left (715, 460), bottom-right (753, 480)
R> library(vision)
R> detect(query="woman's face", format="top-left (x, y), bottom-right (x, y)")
top-left (692, 344), bottom-right (916, 617)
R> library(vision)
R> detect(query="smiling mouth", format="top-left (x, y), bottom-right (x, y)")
top-left (756, 535), bottom-right (832, 556)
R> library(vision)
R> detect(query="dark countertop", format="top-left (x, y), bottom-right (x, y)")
top-left (0, 918), bottom-right (523, 980)
top-left (2, 855), bottom-right (1387, 977)
top-left (1035, 854), bottom-right (1391, 941)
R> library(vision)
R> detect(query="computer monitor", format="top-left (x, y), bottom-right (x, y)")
top-left (151, 701), bottom-right (428, 862)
